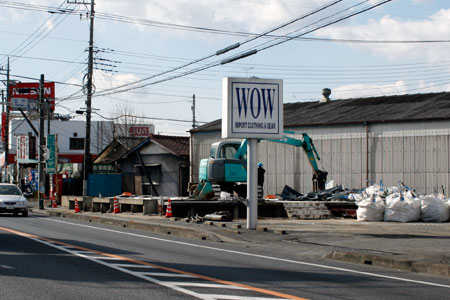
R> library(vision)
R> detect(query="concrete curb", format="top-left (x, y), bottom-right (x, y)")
top-left (325, 251), bottom-right (450, 278)
top-left (36, 209), bottom-right (234, 243)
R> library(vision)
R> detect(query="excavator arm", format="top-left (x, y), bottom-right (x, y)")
top-left (236, 131), bottom-right (327, 191)
top-left (267, 132), bottom-right (327, 191)
top-left (268, 132), bottom-right (321, 175)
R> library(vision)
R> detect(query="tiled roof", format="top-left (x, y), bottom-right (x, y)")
top-left (150, 134), bottom-right (189, 157)
top-left (191, 92), bottom-right (450, 132)
top-left (94, 137), bottom-right (146, 163)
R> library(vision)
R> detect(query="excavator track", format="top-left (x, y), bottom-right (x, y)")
top-left (212, 184), bottom-right (222, 199)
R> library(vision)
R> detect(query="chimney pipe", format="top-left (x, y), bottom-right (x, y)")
top-left (320, 88), bottom-right (331, 103)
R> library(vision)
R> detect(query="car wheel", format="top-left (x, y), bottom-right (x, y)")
top-left (13, 212), bottom-right (18, 217)
top-left (21, 211), bottom-right (28, 217)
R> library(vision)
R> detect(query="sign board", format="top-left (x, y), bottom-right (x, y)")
top-left (128, 126), bottom-right (150, 137)
top-left (17, 135), bottom-right (29, 162)
top-left (11, 98), bottom-right (28, 110)
top-left (8, 82), bottom-right (55, 112)
top-left (16, 135), bottom-right (37, 164)
top-left (46, 134), bottom-right (58, 174)
top-left (222, 77), bottom-right (283, 139)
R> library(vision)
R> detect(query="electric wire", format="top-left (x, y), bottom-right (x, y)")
top-left (86, 0), bottom-right (346, 96)
top-left (90, 0), bottom-right (393, 98)
top-left (2, 1), bottom-right (73, 65)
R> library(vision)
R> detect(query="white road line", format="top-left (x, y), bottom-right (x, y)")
top-left (112, 263), bottom-right (156, 268)
top-left (202, 295), bottom-right (282, 300)
top-left (77, 255), bottom-right (122, 260)
top-left (138, 272), bottom-right (195, 278)
top-left (170, 282), bottom-right (246, 289)
top-left (43, 217), bottom-right (450, 289)
top-left (0, 264), bottom-right (14, 269)
top-left (10, 233), bottom-right (218, 300)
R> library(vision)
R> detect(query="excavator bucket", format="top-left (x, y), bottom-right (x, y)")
top-left (191, 181), bottom-right (215, 200)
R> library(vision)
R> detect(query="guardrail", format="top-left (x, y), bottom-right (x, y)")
top-left (64, 196), bottom-right (163, 215)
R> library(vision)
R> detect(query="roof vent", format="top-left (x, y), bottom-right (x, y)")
top-left (320, 88), bottom-right (331, 103)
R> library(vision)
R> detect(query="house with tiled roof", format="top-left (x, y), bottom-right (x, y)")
top-left (100, 134), bottom-right (190, 196)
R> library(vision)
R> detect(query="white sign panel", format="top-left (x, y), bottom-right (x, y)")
top-left (11, 98), bottom-right (28, 110)
top-left (222, 77), bottom-right (283, 139)
top-left (17, 135), bottom-right (29, 161)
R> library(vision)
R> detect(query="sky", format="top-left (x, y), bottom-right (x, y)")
top-left (1, 0), bottom-right (449, 136)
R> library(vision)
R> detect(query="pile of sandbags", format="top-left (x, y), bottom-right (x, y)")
top-left (350, 183), bottom-right (450, 222)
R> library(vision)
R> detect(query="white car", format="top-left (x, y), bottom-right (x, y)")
top-left (0, 184), bottom-right (28, 217)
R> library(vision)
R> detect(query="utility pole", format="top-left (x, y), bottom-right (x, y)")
top-left (4, 58), bottom-right (10, 183)
top-left (191, 94), bottom-right (196, 129)
top-left (68, 0), bottom-right (95, 197)
top-left (38, 74), bottom-right (45, 210)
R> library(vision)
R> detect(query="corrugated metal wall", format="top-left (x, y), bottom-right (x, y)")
top-left (191, 121), bottom-right (450, 195)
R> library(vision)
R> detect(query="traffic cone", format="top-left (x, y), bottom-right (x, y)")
top-left (165, 198), bottom-right (173, 218)
top-left (51, 196), bottom-right (57, 208)
top-left (113, 196), bottom-right (120, 214)
top-left (74, 198), bottom-right (80, 213)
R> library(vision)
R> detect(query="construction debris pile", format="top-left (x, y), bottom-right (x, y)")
top-left (349, 184), bottom-right (450, 222)
top-left (279, 184), bottom-right (359, 201)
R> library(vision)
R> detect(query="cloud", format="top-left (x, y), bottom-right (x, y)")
top-left (97, 0), bottom-right (332, 35)
top-left (331, 80), bottom-right (450, 99)
top-left (314, 8), bottom-right (450, 62)
top-left (94, 71), bottom-right (141, 92)
top-left (331, 81), bottom-right (408, 99)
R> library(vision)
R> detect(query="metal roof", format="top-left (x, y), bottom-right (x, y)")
top-left (191, 92), bottom-right (450, 132)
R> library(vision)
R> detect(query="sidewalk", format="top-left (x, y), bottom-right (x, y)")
top-left (28, 200), bottom-right (450, 278)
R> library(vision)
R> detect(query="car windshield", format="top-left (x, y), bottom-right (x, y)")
top-left (0, 185), bottom-right (22, 195)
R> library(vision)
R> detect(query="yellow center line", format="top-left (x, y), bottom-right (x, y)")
top-left (0, 226), bottom-right (309, 300)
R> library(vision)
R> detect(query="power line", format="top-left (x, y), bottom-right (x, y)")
top-left (92, 0), bottom-right (394, 98)
top-left (2, 1), bottom-right (73, 64)
top-left (0, 53), bottom-right (85, 65)
top-left (84, 0), bottom-right (346, 96)
top-left (0, 72), bottom-right (84, 87)
top-left (92, 112), bottom-right (207, 124)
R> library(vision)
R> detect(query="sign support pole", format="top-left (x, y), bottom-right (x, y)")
top-left (247, 138), bottom-right (258, 229)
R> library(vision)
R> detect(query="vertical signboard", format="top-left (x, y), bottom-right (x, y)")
top-left (46, 134), bottom-right (57, 174)
top-left (222, 77), bottom-right (283, 139)
top-left (16, 135), bottom-right (29, 162)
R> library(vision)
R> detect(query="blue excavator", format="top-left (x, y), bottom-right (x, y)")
top-left (191, 131), bottom-right (327, 200)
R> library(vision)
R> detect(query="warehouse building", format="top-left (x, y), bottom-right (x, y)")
top-left (190, 91), bottom-right (450, 196)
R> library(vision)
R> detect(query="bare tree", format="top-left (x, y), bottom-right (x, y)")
top-left (107, 101), bottom-right (154, 150)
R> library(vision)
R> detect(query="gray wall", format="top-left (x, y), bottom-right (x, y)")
top-left (191, 120), bottom-right (450, 195)
top-left (122, 153), bottom-right (187, 196)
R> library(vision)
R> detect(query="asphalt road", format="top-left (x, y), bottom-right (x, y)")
top-left (1, 213), bottom-right (449, 300)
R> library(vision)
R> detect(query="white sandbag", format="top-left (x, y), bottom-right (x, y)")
top-left (364, 183), bottom-right (397, 198)
top-left (365, 184), bottom-right (380, 196)
top-left (384, 191), bottom-right (421, 222)
top-left (356, 193), bottom-right (385, 221)
top-left (421, 194), bottom-right (449, 222)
